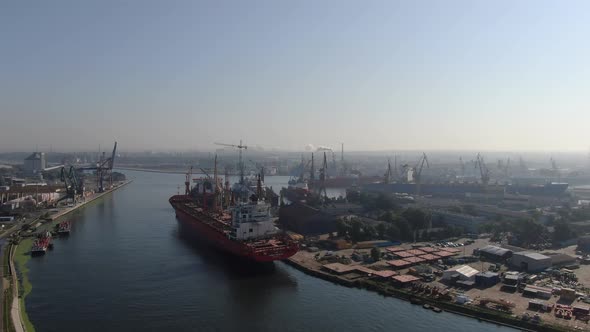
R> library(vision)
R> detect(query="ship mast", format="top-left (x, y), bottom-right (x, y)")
top-left (213, 154), bottom-right (219, 211)
top-left (185, 166), bottom-right (192, 195)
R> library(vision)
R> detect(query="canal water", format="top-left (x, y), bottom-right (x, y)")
top-left (25, 171), bottom-right (514, 332)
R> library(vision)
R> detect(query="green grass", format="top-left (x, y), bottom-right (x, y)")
top-left (13, 239), bottom-right (36, 332)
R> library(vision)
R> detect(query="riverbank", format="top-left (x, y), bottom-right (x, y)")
top-left (48, 180), bottom-right (132, 221)
top-left (6, 180), bottom-right (132, 332)
top-left (283, 256), bottom-right (573, 332)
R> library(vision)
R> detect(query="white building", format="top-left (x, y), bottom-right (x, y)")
top-left (442, 265), bottom-right (479, 281)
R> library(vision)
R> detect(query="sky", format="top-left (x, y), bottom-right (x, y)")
top-left (1, 0), bottom-right (590, 153)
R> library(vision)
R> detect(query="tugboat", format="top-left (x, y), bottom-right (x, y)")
top-left (57, 221), bottom-right (71, 235)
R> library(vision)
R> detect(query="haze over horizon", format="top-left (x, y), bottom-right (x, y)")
top-left (2, 1), bottom-right (590, 153)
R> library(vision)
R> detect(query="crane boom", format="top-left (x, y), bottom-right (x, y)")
top-left (214, 140), bottom-right (247, 184)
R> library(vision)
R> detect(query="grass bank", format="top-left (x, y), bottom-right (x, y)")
top-left (13, 239), bottom-right (35, 332)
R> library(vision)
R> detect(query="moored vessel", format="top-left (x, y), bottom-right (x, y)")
top-left (57, 221), bottom-right (71, 235)
top-left (31, 231), bottom-right (52, 256)
top-left (169, 145), bottom-right (298, 262)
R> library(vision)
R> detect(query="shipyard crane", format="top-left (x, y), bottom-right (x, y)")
top-left (505, 158), bottom-right (511, 179)
top-left (57, 166), bottom-right (83, 203)
top-left (550, 157), bottom-right (561, 182)
top-left (384, 158), bottom-right (393, 184)
top-left (310, 152), bottom-right (315, 185)
top-left (317, 152), bottom-right (328, 199)
top-left (459, 157), bottom-right (466, 178)
top-left (214, 140), bottom-right (247, 184)
top-left (79, 141), bottom-right (117, 192)
top-left (414, 153), bottom-right (429, 195)
top-left (475, 153), bottom-right (490, 185)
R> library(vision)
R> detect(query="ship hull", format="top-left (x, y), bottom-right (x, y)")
top-left (170, 196), bottom-right (298, 262)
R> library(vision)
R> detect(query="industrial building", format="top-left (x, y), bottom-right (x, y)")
top-left (509, 252), bottom-right (552, 272)
top-left (476, 245), bottom-right (513, 261)
top-left (475, 272), bottom-right (500, 288)
top-left (442, 265), bottom-right (479, 282)
top-left (24, 152), bottom-right (46, 175)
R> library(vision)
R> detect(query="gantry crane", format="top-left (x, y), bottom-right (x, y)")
top-left (414, 153), bottom-right (429, 195)
top-left (475, 153), bottom-right (490, 185)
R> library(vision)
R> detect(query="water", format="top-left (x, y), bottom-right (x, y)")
top-left (25, 171), bottom-right (514, 332)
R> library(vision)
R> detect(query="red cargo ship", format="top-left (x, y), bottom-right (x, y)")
top-left (170, 154), bottom-right (298, 262)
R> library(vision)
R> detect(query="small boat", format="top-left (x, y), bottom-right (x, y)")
top-left (431, 307), bottom-right (442, 313)
top-left (57, 221), bottom-right (71, 235)
top-left (423, 304), bottom-right (431, 309)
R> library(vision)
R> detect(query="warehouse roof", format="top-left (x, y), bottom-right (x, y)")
top-left (514, 252), bottom-right (550, 261)
top-left (479, 245), bottom-right (512, 257)
top-left (445, 265), bottom-right (479, 278)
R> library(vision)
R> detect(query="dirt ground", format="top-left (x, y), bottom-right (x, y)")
top-left (294, 237), bottom-right (590, 330)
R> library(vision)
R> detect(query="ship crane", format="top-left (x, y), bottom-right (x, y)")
top-left (249, 159), bottom-right (265, 183)
top-left (475, 153), bottom-right (490, 185)
top-left (414, 153), bottom-right (429, 195)
top-left (214, 140), bottom-right (248, 185)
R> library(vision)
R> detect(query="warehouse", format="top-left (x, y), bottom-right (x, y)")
top-left (477, 245), bottom-right (513, 261)
top-left (509, 252), bottom-right (552, 272)
top-left (442, 265), bottom-right (479, 282)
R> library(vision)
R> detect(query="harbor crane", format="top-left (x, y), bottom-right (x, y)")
top-left (413, 153), bottom-right (429, 195)
top-left (475, 153), bottom-right (490, 185)
top-left (384, 158), bottom-right (393, 184)
top-left (57, 166), bottom-right (83, 204)
top-left (214, 140), bottom-right (247, 184)
top-left (79, 141), bottom-right (118, 192)
top-left (317, 152), bottom-right (328, 199)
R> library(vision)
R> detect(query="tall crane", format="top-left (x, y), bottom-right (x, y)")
top-left (414, 153), bottom-right (429, 195)
top-left (475, 153), bottom-right (490, 185)
top-left (214, 140), bottom-right (248, 184)
top-left (318, 152), bottom-right (328, 199)
top-left (384, 158), bottom-right (393, 184)
top-left (82, 141), bottom-right (117, 192)
top-left (459, 157), bottom-right (466, 178)
top-left (57, 166), bottom-right (82, 203)
top-left (550, 157), bottom-right (560, 181)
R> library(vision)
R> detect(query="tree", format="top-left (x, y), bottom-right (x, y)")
top-left (402, 208), bottom-right (430, 241)
top-left (336, 219), bottom-right (350, 238)
top-left (553, 222), bottom-right (574, 243)
top-left (377, 223), bottom-right (386, 239)
top-left (350, 219), bottom-right (362, 243)
top-left (370, 247), bottom-right (381, 262)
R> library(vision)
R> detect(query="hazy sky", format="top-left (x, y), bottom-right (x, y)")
top-left (2, 1), bottom-right (590, 152)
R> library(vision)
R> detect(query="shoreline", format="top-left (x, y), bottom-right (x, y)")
top-left (282, 257), bottom-right (571, 332)
top-left (8, 180), bottom-right (133, 332)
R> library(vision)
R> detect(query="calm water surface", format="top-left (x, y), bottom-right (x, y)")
top-left (26, 171), bottom-right (514, 332)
